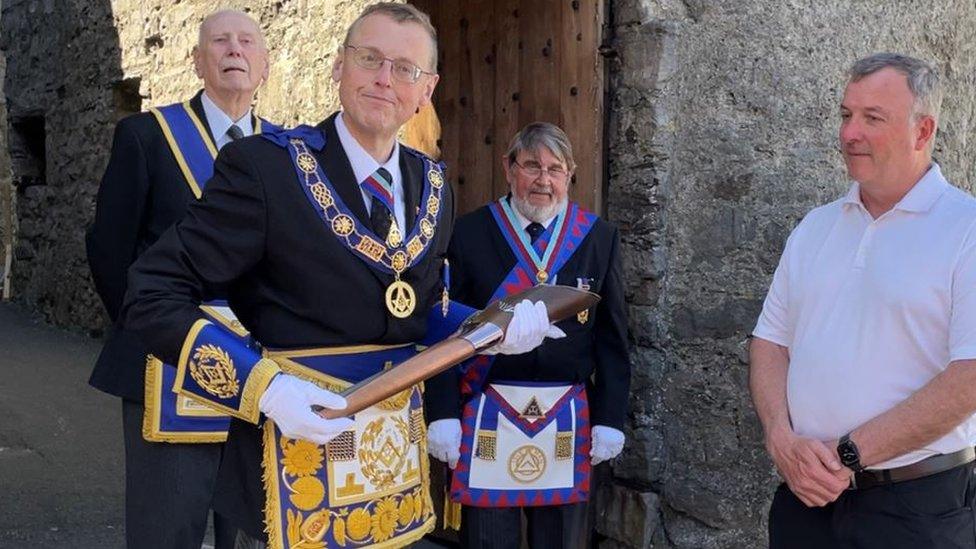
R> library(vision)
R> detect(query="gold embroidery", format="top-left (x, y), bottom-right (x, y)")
top-left (346, 507), bottom-right (372, 541)
top-left (476, 430), bottom-right (497, 461)
top-left (391, 251), bottom-right (409, 273)
top-left (406, 236), bottom-right (424, 260)
top-left (426, 195), bottom-right (440, 216)
top-left (409, 408), bottom-right (423, 443)
top-left (300, 509), bottom-right (331, 543)
top-left (370, 496), bottom-right (399, 542)
top-left (310, 182), bottom-right (335, 208)
top-left (281, 437), bottom-right (325, 477)
top-left (359, 416), bottom-right (411, 490)
top-left (189, 344), bottom-right (239, 399)
top-left (326, 431), bottom-right (356, 462)
top-left (336, 472), bottom-right (366, 498)
top-left (555, 432), bottom-right (574, 460)
top-left (289, 476), bottom-right (325, 510)
top-left (419, 218), bottom-right (434, 239)
top-left (386, 222), bottom-right (403, 248)
top-left (508, 444), bottom-right (547, 483)
top-left (289, 140), bottom-right (445, 320)
top-left (356, 236), bottom-right (386, 262)
top-left (402, 459), bottom-right (420, 482)
top-left (297, 153), bottom-right (318, 173)
top-left (333, 215), bottom-right (355, 237)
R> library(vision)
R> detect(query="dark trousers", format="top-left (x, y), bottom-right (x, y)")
top-left (460, 503), bottom-right (587, 549)
top-left (770, 462), bottom-right (976, 549)
top-left (122, 399), bottom-right (237, 549)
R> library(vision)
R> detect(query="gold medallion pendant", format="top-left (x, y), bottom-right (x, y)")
top-left (536, 270), bottom-right (549, 284)
top-left (385, 279), bottom-right (416, 318)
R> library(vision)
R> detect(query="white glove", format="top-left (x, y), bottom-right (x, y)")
top-left (590, 425), bottom-right (625, 465)
top-left (484, 300), bottom-right (566, 355)
top-left (258, 374), bottom-right (355, 445)
top-left (427, 418), bottom-right (462, 469)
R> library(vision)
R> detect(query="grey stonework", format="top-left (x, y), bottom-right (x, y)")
top-left (5, 1), bottom-right (976, 547)
top-left (601, 1), bottom-right (976, 547)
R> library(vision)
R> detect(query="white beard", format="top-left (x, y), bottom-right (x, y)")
top-left (511, 193), bottom-right (568, 224)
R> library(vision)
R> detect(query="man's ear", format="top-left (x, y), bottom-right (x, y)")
top-left (915, 115), bottom-right (936, 152)
top-left (331, 48), bottom-right (344, 83)
top-left (192, 46), bottom-right (203, 79)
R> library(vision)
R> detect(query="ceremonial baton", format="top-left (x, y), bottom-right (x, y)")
top-left (316, 284), bottom-right (600, 419)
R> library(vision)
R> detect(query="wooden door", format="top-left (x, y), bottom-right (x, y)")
top-left (409, 0), bottom-right (605, 216)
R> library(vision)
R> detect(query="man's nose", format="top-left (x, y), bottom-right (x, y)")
top-left (840, 119), bottom-right (861, 145)
top-left (373, 60), bottom-right (394, 86)
top-left (226, 37), bottom-right (244, 56)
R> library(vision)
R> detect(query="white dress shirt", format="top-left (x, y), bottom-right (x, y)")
top-left (753, 164), bottom-right (976, 468)
top-left (201, 92), bottom-right (254, 151)
top-left (335, 112), bottom-right (406, 232)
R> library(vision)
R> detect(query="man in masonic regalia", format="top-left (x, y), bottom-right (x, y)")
top-left (120, 4), bottom-right (561, 548)
top-left (426, 122), bottom-right (632, 548)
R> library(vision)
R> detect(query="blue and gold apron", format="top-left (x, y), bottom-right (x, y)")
top-left (261, 345), bottom-right (434, 549)
top-left (142, 102), bottom-right (278, 443)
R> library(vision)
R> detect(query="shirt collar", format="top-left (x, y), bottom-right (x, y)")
top-left (335, 112), bottom-right (400, 185)
top-left (842, 163), bottom-right (948, 214)
top-left (201, 91), bottom-right (253, 142)
top-left (507, 195), bottom-right (558, 231)
top-left (893, 163), bottom-right (948, 213)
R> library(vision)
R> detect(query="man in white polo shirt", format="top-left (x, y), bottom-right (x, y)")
top-left (751, 52), bottom-right (976, 548)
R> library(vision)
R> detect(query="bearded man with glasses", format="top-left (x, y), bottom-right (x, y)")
top-left (426, 122), bottom-right (632, 548)
top-left (120, 4), bottom-right (562, 548)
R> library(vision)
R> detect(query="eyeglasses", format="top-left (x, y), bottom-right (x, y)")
top-left (342, 45), bottom-right (435, 85)
top-left (513, 160), bottom-right (571, 183)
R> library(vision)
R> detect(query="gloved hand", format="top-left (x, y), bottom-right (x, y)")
top-left (258, 373), bottom-right (355, 445)
top-left (427, 418), bottom-right (462, 469)
top-left (590, 425), bottom-right (626, 465)
top-left (483, 300), bottom-right (566, 355)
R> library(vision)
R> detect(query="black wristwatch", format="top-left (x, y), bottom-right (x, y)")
top-left (837, 433), bottom-right (864, 473)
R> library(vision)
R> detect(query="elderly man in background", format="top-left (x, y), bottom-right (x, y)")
top-left (86, 9), bottom-right (273, 549)
top-left (426, 122), bottom-right (631, 548)
top-left (751, 52), bottom-right (976, 548)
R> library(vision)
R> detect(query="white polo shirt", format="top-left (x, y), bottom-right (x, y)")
top-left (754, 164), bottom-right (976, 469)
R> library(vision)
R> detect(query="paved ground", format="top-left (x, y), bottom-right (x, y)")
top-left (0, 302), bottom-right (455, 548)
top-left (0, 302), bottom-right (123, 548)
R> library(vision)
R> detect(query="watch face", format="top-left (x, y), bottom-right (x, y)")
top-left (838, 443), bottom-right (859, 465)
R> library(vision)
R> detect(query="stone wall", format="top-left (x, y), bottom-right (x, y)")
top-left (0, 45), bottom-right (12, 300)
top-left (5, 0), bottom-right (976, 546)
top-left (2, 0), bottom-right (375, 333)
top-left (600, 1), bottom-right (976, 547)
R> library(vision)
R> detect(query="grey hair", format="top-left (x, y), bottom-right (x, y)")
top-left (198, 9), bottom-right (266, 49)
top-left (505, 122), bottom-right (576, 171)
top-left (343, 2), bottom-right (438, 71)
top-left (849, 53), bottom-right (942, 122)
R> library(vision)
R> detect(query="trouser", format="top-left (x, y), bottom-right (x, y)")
top-left (122, 399), bottom-right (236, 549)
top-left (459, 503), bottom-right (587, 549)
top-left (769, 461), bottom-right (976, 549)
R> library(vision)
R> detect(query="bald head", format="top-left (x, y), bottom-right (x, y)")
top-left (198, 9), bottom-right (266, 49)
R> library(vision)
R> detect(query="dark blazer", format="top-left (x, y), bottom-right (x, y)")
top-left (120, 113), bottom-right (454, 538)
top-left (87, 91), bottom-right (217, 401)
top-left (426, 203), bottom-right (631, 430)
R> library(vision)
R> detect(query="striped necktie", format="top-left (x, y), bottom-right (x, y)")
top-left (362, 167), bottom-right (394, 240)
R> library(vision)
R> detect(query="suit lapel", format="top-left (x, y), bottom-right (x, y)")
top-left (317, 114), bottom-right (370, 225)
top-left (188, 90), bottom-right (218, 150)
top-left (400, 149), bottom-right (422, 232)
